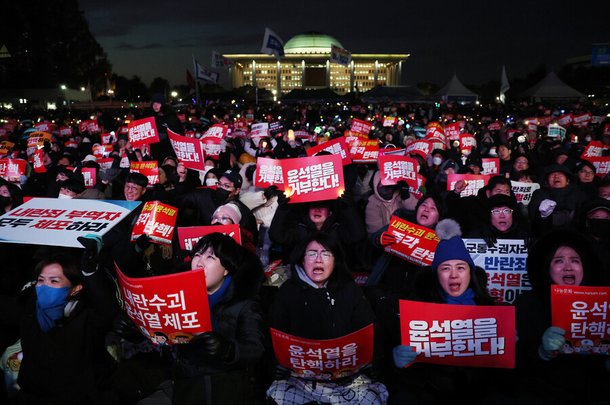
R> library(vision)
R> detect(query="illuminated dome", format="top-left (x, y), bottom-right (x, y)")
top-left (284, 32), bottom-right (344, 54)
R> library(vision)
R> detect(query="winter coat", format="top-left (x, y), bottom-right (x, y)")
top-left (528, 183), bottom-right (587, 236)
top-left (365, 171), bottom-right (418, 235)
top-left (0, 270), bottom-right (119, 405)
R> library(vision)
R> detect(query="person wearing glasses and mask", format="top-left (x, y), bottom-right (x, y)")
top-left (267, 233), bottom-right (388, 404)
top-left (211, 202), bottom-right (256, 253)
top-left (466, 194), bottom-right (530, 247)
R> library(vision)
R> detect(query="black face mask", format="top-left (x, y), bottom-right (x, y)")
top-left (212, 188), bottom-right (230, 205)
top-left (587, 219), bottom-right (610, 240)
top-left (0, 196), bottom-right (11, 208)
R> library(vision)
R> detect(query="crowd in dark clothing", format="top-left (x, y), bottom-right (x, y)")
top-left (0, 97), bottom-right (609, 404)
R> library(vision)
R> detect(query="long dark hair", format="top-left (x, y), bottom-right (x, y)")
top-left (290, 232), bottom-right (351, 288)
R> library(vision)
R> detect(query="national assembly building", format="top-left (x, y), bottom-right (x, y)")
top-left (222, 32), bottom-right (409, 96)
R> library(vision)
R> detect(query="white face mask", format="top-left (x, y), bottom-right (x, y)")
top-left (432, 157), bottom-right (443, 166)
top-left (489, 148), bottom-right (497, 156)
top-left (206, 178), bottom-right (218, 187)
top-left (57, 193), bottom-right (73, 199)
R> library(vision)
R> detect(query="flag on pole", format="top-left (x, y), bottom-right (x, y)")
top-left (212, 51), bottom-right (233, 68)
top-left (186, 69), bottom-right (196, 89)
top-left (499, 65), bottom-right (510, 104)
top-left (330, 45), bottom-right (352, 66)
top-left (193, 58), bottom-right (219, 84)
top-left (261, 28), bottom-right (284, 59)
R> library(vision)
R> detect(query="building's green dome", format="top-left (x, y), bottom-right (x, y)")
top-left (284, 32), bottom-right (344, 54)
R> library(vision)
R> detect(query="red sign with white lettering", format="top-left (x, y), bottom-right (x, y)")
top-left (384, 216), bottom-right (439, 266)
top-left (177, 225), bottom-right (241, 251)
top-left (128, 117), bottom-right (160, 146)
top-left (131, 201), bottom-right (178, 245)
top-left (281, 155), bottom-right (344, 203)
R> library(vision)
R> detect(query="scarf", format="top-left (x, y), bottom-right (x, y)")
top-left (36, 285), bottom-right (70, 332)
top-left (441, 287), bottom-right (476, 305)
top-left (207, 275), bottom-right (232, 331)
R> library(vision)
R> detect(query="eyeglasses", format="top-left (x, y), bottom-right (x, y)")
top-left (579, 170), bottom-right (594, 175)
top-left (218, 182), bottom-right (235, 191)
top-left (304, 250), bottom-right (334, 261)
top-left (491, 208), bottom-right (513, 216)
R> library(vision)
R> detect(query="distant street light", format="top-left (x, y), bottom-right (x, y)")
top-left (60, 84), bottom-right (67, 90)
top-left (170, 91), bottom-right (178, 98)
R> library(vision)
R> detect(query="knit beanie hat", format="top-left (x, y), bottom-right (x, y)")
top-left (431, 219), bottom-right (475, 271)
top-left (213, 203), bottom-right (242, 224)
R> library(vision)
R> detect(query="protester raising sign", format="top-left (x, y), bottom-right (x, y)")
top-left (131, 201), bottom-right (178, 245)
top-left (510, 181), bottom-right (541, 206)
top-left (551, 286), bottom-right (610, 355)
top-left (0, 158), bottom-right (26, 183)
top-left (254, 157), bottom-right (284, 189)
top-left (128, 117), bottom-right (159, 147)
top-left (447, 174), bottom-right (490, 197)
top-left (168, 129), bottom-right (205, 171)
top-left (270, 324), bottom-right (374, 381)
top-left (350, 118), bottom-right (372, 135)
top-left (177, 224), bottom-right (241, 251)
top-left (306, 136), bottom-right (352, 166)
top-left (130, 161), bottom-right (159, 186)
top-left (383, 216), bottom-right (439, 266)
top-left (348, 138), bottom-right (380, 163)
top-left (116, 265), bottom-right (212, 346)
top-left (399, 300), bottom-right (516, 368)
top-left (281, 154), bottom-right (344, 203)
top-left (378, 155), bottom-right (419, 186)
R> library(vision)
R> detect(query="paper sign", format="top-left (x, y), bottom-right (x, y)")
top-left (384, 216), bottom-right (439, 266)
top-left (306, 136), bottom-right (352, 166)
top-left (447, 174), bottom-right (490, 197)
top-left (443, 122), bottom-right (461, 140)
top-left (350, 118), bottom-right (372, 135)
top-left (203, 124), bottom-right (228, 139)
top-left (383, 116), bottom-right (397, 127)
top-left (426, 122), bottom-right (445, 140)
top-left (0, 158), bottom-right (26, 182)
top-left (177, 225), bottom-right (241, 250)
top-left (116, 266), bottom-right (212, 345)
top-left (481, 158), bottom-right (499, 175)
top-left (510, 181), bottom-right (541, 206)
top-left (168, 129), bottom-right (205, 171)
top-left (270, 324), bottom-right (374, 381)
top-left (81, 167), bottom-right (96, 188)
top-left (348, 138), bottom-right (379, 163)
top-left (201, 137), bottom-right (224, 159)
top-left (405, 140), bottom-right (431, 160)
top-left (0, 198), bottom-right (140, 247)
top-left (551, 285), bottom-right (610, 355)
top-left (463, 239), bottom-right (531, 304)
top-left (281, 155), bottom-right (344, 203)
top-left (254, 157), bottom-right (285, 189)
top-left (128, 117), bottom-right (159, 146)
top-left (547, 124), bottom-right (566, 139)
top-left (399, 300), bottom-right (515, 368)
top-left (130, 161), bottom-right (159, 186)
top-left (581, 141), bottom-right (610, 159)
top-left (459, 134), bottom-right (477, 152)
top-left (378, 155), bottom-right (419, 186)
top-left (131, 201), bottom-right (178, 245)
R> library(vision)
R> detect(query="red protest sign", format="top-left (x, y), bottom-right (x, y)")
top-left (116, 266), bottom-right (212, 346)
top-left (97, 158), bottom-right (114, 170)
top-left (270, 324), bottom-right (374, 381)
top-left (306, 136), bottom-right (352, 166)
top-left (557, 114), bottom-right (573, 127)
top-left (131, 201), bottom-right (178, 245)
top-left (31, 150), bottom-right (46, 173)
top-left (203, 124), bottom-right (228, 139)
top-left (537, 116), bottom-right (553, 127)
top-left (443, 122), bottom-right (461, 140)
top-left (130, 161), bottom-right (159, 186)
top-left (426, 122), bottom-right (445, 139)
top-left (79, 119), bottom-right (100, 134)
top-left (384, 216), bottom-right (439, 266)
top-left (0, 158), bottom-right (26, 182)
top-left (34, 121), bottom-right (56, 133)
top-left (481, 158), bottom-right (499, 175)
top-left (581, 141), bottom-right (609, 160)
top-left (583, 156), bottom-right (610, 178)
top-left (378, 155), bottom-right (419, 186)
top-left (459, 133), bottom-right (477, 152)
top-left (92, 144), bottom-right (113, 158)
top-left (59, 126), bottom-right (73, 137)
top-left (201, 137), bottom-right (223, 160)
top-left (378, 147), bottom-right (405, 157)
top-left (282, 154), bottom-right (344, 203)
top-left (348, 138), bottom-right (379, 163)
top-left (572, 113), bottom-right (592, 128)
top-left (128, 117), bottom-right (159, 146)
top-left (604, 124), bottom-right (610, 136)
top-left (383, 116), bottom-right (397, 127)
top-left (488, 121), bottom-right (502, 131)
top-left (428, 137), bottom-right (446, 152)
top-left (168, 129), bottom-right (205, 170)
top-left (177, 225), bottom-right (241, 251)
top-left (447, 174), bottom-right (490, 197)
top-left (81, 167), bottom-right (96, 188)
top-left (350, 118), bottom-right (372, 135)
top-left (551, 286), bottom-right (610, 355)
top-left (399, 300), bottom-right (516, 368)
top-left (254, 157), bottom-right (284, 189)
top-left (405, 140), bottom-right (431, 160)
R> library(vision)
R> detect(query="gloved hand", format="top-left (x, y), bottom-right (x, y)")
top-left (379, 231), bottom-right (397, 247)
top-left (272, 364), bottom-right (292, 380)
top-left (393, 345), bottom-right (418, 368)
top-left (77, 234), bottom-right (103, 274)
top-left (192, 332), bottom-right (235, 362)
top-left (539, 326), bottom-right (566, 361)
top-left (397, 180), bottom-right (410, 200)
top-left (539, 199), bottom-right (557, 218)
top-left (134, 234), bottom-right (152, 253)
top-left (266, 185), bottom-right (289, 205)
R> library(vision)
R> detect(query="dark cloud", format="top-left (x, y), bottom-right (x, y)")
top-left (115, 42), bottom-right (163, 50)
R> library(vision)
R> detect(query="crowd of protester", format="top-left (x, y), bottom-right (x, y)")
top-left (0, 94), bottom-right (609, 404)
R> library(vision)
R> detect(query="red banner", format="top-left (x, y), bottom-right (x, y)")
top-left (426, 122), bottom-right (445, 140)
top-left (459, 133), bottom-right (477, 152)
top-left (282, 155), bottom-right (344, 203)
top-left (254, 157), bottom-right (284, 189)
top-left (203, 124), bottom-right (228, 139)
top-left (306, 136), bottom-right (352, 166)
top-left (201, 137), bottom-right (223, 159)
top-left (481, 158), bottom-right (499, 175)
top-left (551, 285), bottom-right (610, 355)
top-left (348, 139), bottom-right (379, 163)
top-left (447, 174), bottom-right (490, 197)
top-left (177, 225), bottom-right (241, 250)
top-left (168, 129), bottom-right (205, 170)
top-left (443, 122), bottom-right (461, 140)
top-left (131, 201), bottom-right (178, 245)
top-left (350, 118), bottom-right (372, 135)
top-left (270, 324), bottom-right (374, 381)
top-left (488, 121), bottom-right (502, 131)
top-left (81, 167), bottom-right (96, 188)
top-left (130, 161), bottom-right (159, 186)
top-left (116, 266), bottom-right (212, 345)
top-left (378, 155), bottom-right (419, 186)
top-left (31, 149), bottom-right (46, 173)
top-left (128, 117), bottom-right (159, 146)
top-left (0, 158), bottom-right (26, 182)
top-left (557, 114), bottom-right (573, 127)
top-left (399, 300), bottom-right (515, 368)
top-left (581, 141), bottom-right (609, 159)
top-left (405, 140), bottom-right (431, 160)
top-left (384, 216), bottom-right (439, 266)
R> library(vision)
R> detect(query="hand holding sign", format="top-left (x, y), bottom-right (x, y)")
top-left (393, 345), bottom-right (418, 368)
top-left (192, 331), bottom-right (235, 362)
top-left (539, 326), bottom-right (566, 361)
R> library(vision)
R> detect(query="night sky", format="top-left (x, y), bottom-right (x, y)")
top-left (79, 0), bottom-right (609, 88)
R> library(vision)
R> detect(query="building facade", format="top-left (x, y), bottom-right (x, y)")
top-left (223, 32), bottom-right (409, 96)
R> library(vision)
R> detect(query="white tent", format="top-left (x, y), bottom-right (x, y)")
top-left (521, 72), bottom-right (585, 101)
top-left (434, 74), bottom-right (478, 103)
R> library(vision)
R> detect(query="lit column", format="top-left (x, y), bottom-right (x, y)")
top-left (276, 60), bottom-right (281, 95)
top-left (374, 60), bottom-right (379, 87)
top-left (326, 60), bottom-right (330, 88)
top-left (397, 61), bottom-right (402, 84)
top-left (252, 60), bottom-right (257, 88)
top-left (350, 60), bottom-right (355, 93)
top-left (301, 60), bottom-right (305, 89)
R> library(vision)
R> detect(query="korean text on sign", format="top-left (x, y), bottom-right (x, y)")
top-left (385, 216), bottom-right (439, 266)
top-left (281, 154), bottom-right (344, 203)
